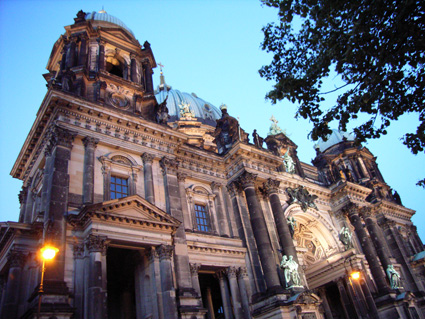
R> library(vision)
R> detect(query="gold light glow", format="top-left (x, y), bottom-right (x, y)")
top-left (40, 246), bottom-right (59, 260)
top-left (351, 271), bottom-right (361, 280)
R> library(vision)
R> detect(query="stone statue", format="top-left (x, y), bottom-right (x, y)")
top-left (156, 96), bottom-right (170, 125)
top-left (268, 115), bottom-right (285, 136)
top-left (287, 217), bottom-right (297, 238)
top-left (392, 190), bottom-right (402, 205)
top-left (179, 101), bottom-right (195, 119)
top-left (61, 67), bottom-right (76, 92)
top-left (386, 265), bottom-right (401, 289)
top-left (213, 104), bottom-right (239, 155)
top-left (286, 186), bottom-right (318, 212)
top-left (253, 129), bottom-right (264, 148)
top-left (283, 149), bottom-right (296, 174)
top-left (280, 255), bottom-right (302, 288)
top-left (339, 226), bottom-right (353, 251)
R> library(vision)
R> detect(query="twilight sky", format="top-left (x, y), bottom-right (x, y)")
top-left (1, 0), bottom-right (424, 239)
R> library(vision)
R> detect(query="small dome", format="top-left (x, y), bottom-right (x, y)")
top-left (85, 10), bottom-right (135, 37)
top-left (155, 85), bottom-right (221, 126)
top-left (314, 129), bottom-right (355, 152)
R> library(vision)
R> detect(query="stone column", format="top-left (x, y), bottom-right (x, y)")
top-left (336, 278), bottom-right (355, 319)
top-left (237, 171), bottom-right (281, 291)
top-left (143, 60), bottom-right (153, 93)
top-left (359, 275), bottom-right (380, 318)
top-left (344, 204), bottom-right (390, 295)
top-left (211, 182), bottom-right (231, 237)
top-left (227, 182), bottom-right (265, 293)
top-left (1, 250), bottom-right (25, 319)
top-left (361, 209), bottom-right (392, 275)
top-left (226, 267), bottom-right (243, 319)
top-left (142, 153), bottom-right (155, 204)
top-left (66, 38), bottom-right (77, 68)
top-left (317, 288), bottom-right (333, 319)
top-left (205, 287), bottom-right (215, 319)
top-left (237, 267), bottom-right (251, 319)
top-left (160, 158), bottom-right (194, 291)
top-left (73, 244), bottom-right (85, 319)
top-left (379, 218), bottom-right (421, 293)
top-left (345, 275), bottom-right (368, 318)
top-left (131, 53), bottom-right (138, 82)
top-left (190, 263), bottom-right (202, 299)
top-left (82, 136), bottom-right (99, 204)
top-left (41, 125), bottom-right (76, 284)
top-left (157, 245), bottom-right (178, 319)
top-left (97, 39), bottom-right (105, 71)
top-left (78, 34), bottom-right (88, 66)
top-left (216, 270), bottom-right (233, 319)
top-left (86, 235), bottom-right (108, 319)
top-left (177, 173), bottom-right (192, 230)
top-left (263, 179), bottom-right (298, 262)
top-left (147, 247), bottom-right (163, 319)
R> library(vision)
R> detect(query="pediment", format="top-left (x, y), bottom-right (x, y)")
top-left (104, 28), bottom-right (137, 44)
top-left (69, 195), bottom-right (180, 230)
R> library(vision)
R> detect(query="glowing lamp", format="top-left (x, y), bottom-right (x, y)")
top-left (41, 246), bottom-right (59, 260)
top-left (351, 271), bottom-right (361, 280)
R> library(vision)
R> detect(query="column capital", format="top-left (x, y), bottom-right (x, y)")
top-left (177, 172), bottom-right (187, 182)
top-left (8, 250), bottom-right (26, 268)
top-left (160, 157), bottom-right (179, 175)
top-left (19, 186), bottom-right (28, 204)
top-left (211, 181), bottom-right (223, 192)
top-left (226, 181), bottom-right (241, 197)
top-left (237, 266), bottom-right (248, 278)
top-left (341, 202), bottom-right (360, 218)
top-left (146, 247), bottom-right (159, 262)
top-left (359, 206), bottom-right (375, 220)
top-left (85, 234), bottom-right (109, 255)
top-left (237, 171), bottom-right (258, 189)
top-left (130, 52), bottom-right (137, 60)
top-left (189, 263), bottom-right (201, 275)
top-left (73, 243), bottom-right (85, 259)
top-left (263, 178), bottom-right (280, 196)
top-left (47, 125), bottom-right (77, 150)
top-left (225, 266), bottom-right (238, 278)
top-left (215, 269), bottom-right (226, 280)
top-left (157, 244), bottom-right (173, 260)
top-left (141, 152), bottom-right (154, 164)
top-left (82, 136), bottom-right (99, 149)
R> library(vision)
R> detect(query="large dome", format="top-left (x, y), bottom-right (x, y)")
top-left (85, 10), bottom-right (135, 37)
top-left (155, 77), bottom-right (221, 126)
top-left (314, 129), bottom-right (355, 152)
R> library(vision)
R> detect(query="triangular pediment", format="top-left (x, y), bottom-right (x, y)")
top-left (70, 195), bottom-right (180, 230)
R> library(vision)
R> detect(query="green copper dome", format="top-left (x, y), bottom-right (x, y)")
top-left (85, 10), bottom-right (135, 37)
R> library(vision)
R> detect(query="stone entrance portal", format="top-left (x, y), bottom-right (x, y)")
top-left (107, 247), bottom-right (138, 319)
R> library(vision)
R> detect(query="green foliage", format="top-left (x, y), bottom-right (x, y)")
top-left (260, 0), bottom-right (425, 186)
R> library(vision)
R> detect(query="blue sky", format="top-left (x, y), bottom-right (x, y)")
top-left (1, 0), bottom-right (424, 240)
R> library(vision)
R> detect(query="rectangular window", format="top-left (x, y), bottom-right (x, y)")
top-left (195, 204), bottom-right (210, 232)
top-left (110, 176), bottom-right (128, 200)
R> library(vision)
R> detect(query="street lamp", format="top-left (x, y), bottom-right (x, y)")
top-left (37, 246), bottom-right (59, 319)
top-left (350, 271), bottom-right (361, 281)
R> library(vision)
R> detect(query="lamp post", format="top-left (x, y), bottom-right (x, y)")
top-left (37, 246), bottom-right (59, 319)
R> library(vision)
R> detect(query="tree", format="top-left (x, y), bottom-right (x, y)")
top-left (259, 0), bottom-right (425, 186)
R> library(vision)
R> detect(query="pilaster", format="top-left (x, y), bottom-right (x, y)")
top-left (82, 136), bottom-right (99, 204)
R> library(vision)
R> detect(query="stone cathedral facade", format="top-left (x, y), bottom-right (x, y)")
top-left (1, 10), bottom-right (425, 319)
